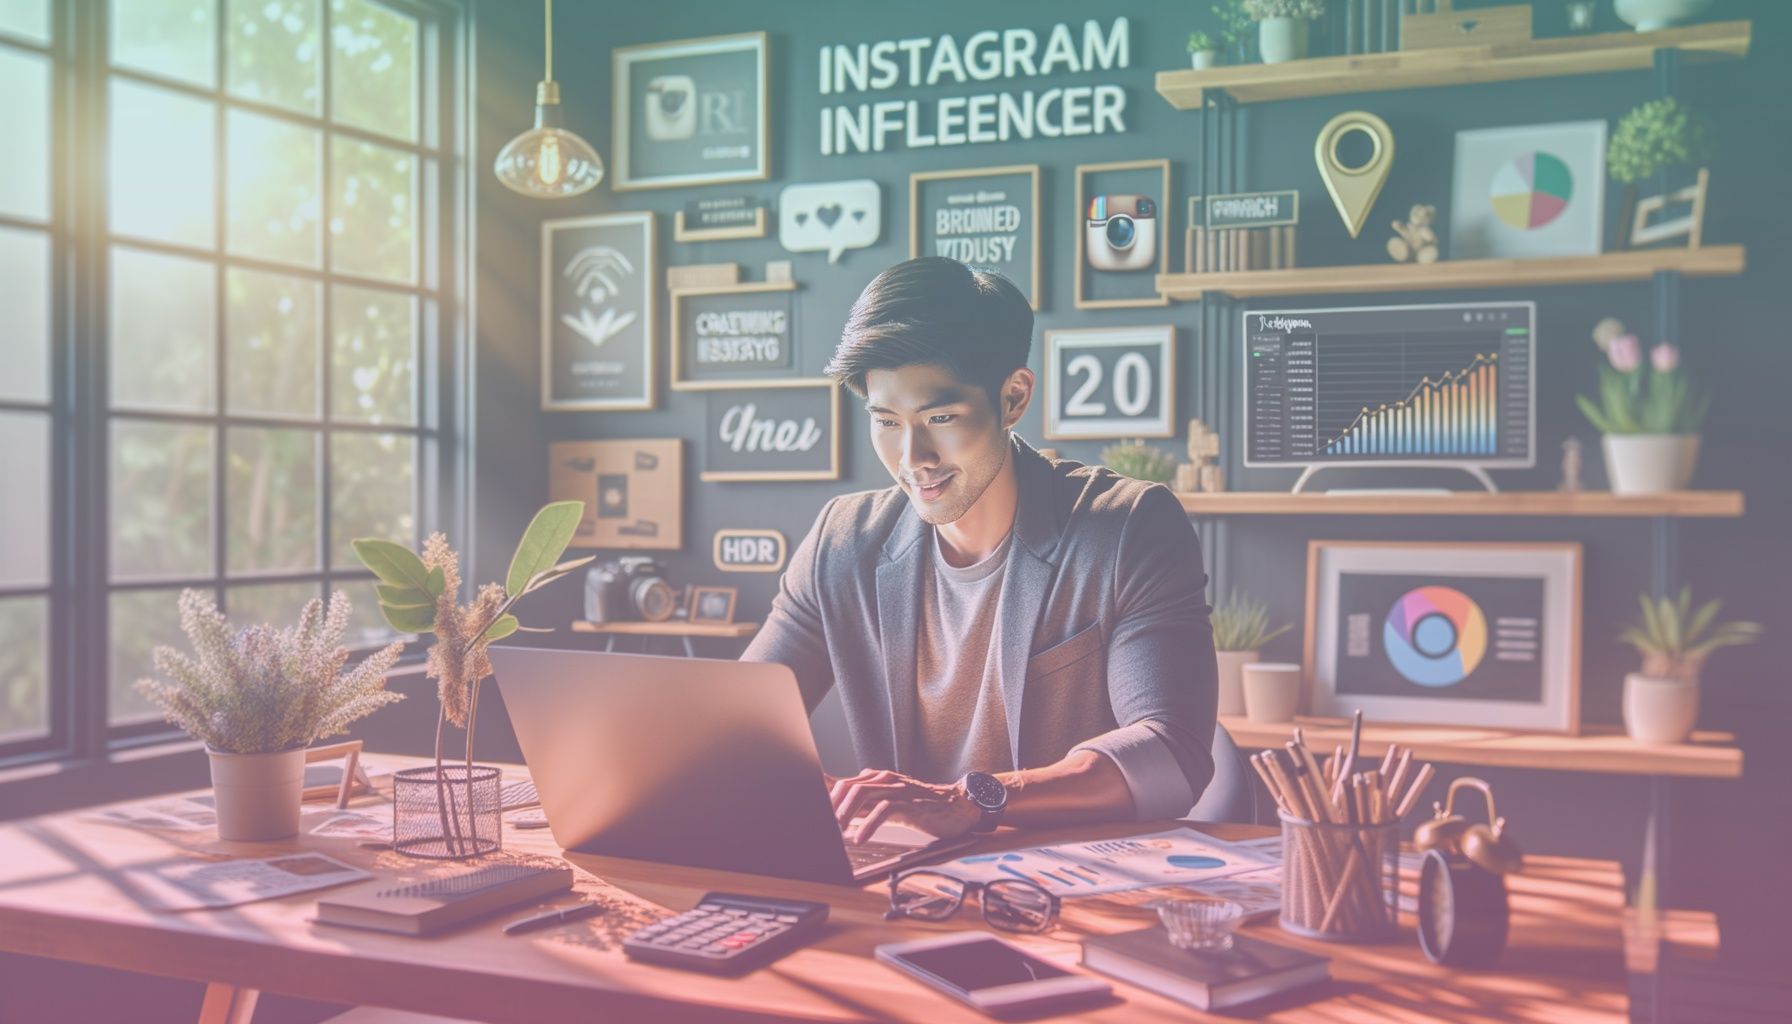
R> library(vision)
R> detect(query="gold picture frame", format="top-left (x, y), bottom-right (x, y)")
top-left (669, 280), bottom-right (801, 391)
top-left (1041, 325), bottom-right (1177, 441)
top-left (540, 211), bottom-right (657, 412)
top-left (1074, 158), bottom-right (1171, 310)
top-left (909, 164), bottom-right (1042, 310)
top-left (700, 381), bottom-right (842, 483)
top-left (688, 585), bottom-right (739, 625)
top-left (674, 205), bottom-right (769, 242)
top-left (612, 31), bottom-right (771, 191)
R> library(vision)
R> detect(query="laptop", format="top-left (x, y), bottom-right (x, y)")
top-left (490, 648), bottom-right (975, 885)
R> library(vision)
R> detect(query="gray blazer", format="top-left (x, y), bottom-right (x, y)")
top-left (743, 435), bottom-right (1218, 819)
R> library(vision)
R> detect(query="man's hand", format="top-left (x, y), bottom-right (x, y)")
top-left (829, 768), bottom-right (983, 844)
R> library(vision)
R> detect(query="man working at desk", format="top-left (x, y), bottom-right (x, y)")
top-left (744, 256), bottom-right (1218, 847)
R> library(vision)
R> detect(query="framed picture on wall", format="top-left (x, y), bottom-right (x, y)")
top-left (701, 381), bottom-right (841, 482)
top-left (612, 32), bottom-right (770, 191)
top-left (541, 212), bottom-right (656, 411)
top-left (910, 164), bottom-right (1042, 309)
top-left (1305, 541), bottom-right (1583, 733)
top-left (1042, 326), bottom-right (1176, 440)
top-left (547, 439), bottom-right (683, 550)
top-left (1449, 121), bottom-right (1606, 259)
top-left (670, 281), bottom-right (800, 390)
top-left (1074, 159), bottom-right (1171, 310)
top-left (688, 585), bottom-right (739, 625)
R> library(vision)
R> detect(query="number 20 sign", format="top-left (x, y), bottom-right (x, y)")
top-left (1043, 326), bottom-right (1176, 440)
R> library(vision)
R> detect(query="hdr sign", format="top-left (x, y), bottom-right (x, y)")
top-left (713, 529), bottom-right (788, 573)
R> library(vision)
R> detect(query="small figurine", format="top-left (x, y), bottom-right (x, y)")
top-left (1558, 437), bottom-right (1584, 494)
top-left (1387, 204), bottom-right (1439, 264)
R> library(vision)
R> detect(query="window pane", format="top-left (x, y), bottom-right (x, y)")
top-left (0, 227), bottom-right (50, 403)
top-left (340, 578), bottom-right (398, 648)
top-left (330, 431), bottom-right (411, 568)
top-left (227, 0), bottom-right (320, 114)
top-left (227, 268), bottom-right (319, 416)
top-left (226, 109), bottom-right (321, 266)
top-left (110, 246), bottom-right (216, 412)
top-left (0, 48), bottom-right (49, 221)
top-left (331, 284), bottom-right (413, 424)
top-left (330, 0), bottom-right (415, 141)
top-left (227, 580), bottom-right (322, 628)
top-left (0, 597), bottom-right (48, 741)
top-left (109, 587), bottom-right (188, 725)
top-left (0, 413), bottom-right (49, 587)
top-left (226, 427), bottom-right (318, 573)
top-left (110, 0), bottom-right (216, 88)
top-left (329, 138), bottom-right (413, 282)
top-left (0, 0), bottom-right (50, 44)
top-left (111, 420), bottom-right (213, 579)
top-left (110, 79), bottom-right (216, 247)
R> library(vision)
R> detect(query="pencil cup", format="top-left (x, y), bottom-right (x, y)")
top-left (393, 765), bottom-right (503, 860)
top-left (1278, 812), bottom-right (1397, 942)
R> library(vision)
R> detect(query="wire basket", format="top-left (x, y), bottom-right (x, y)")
top-left (392, 764), bottom-right (502, 860)
top-left (1278, 811), bottom-right (1398, 942)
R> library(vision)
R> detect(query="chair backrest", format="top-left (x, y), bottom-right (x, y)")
top-left (1187, 722), bottom-right (1256, 824)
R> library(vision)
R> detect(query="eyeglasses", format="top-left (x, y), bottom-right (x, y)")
top-left (884, 869), bottom-right (1060, 933)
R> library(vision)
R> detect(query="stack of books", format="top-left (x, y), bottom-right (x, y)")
top-left (1186, 225), bottom-right (1297, 273)
top-left (1081, 926), bottom-right (1329, 1012)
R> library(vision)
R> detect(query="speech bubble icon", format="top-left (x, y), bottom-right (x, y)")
top-left (779, 179), bottom-right (882, 264)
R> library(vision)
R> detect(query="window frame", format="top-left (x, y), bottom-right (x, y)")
top-left (0, 0), bottom-right (470, 769)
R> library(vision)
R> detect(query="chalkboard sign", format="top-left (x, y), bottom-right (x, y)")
top-left (910, 165), bottom-right (1041, 309)
top-left (671, 282), bottom-right (800, 390)
top-left (701, 382), bottom-right (841, 482)
top-left (613, 32), bottom-right (769, 191)
top-left (675, 195), bottom-right (770, 241)
top-left (1196, 190), bottom-right (1299, 229)
top-left (1043, 325), bottom-right (1176, 440)
top-left (541, 212), bottom-right (656, 411)
top-left (713, 529), bottom-right (787, 573)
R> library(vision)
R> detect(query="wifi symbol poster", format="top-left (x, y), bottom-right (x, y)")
top-left (543, 212), bottom-right (657, 411)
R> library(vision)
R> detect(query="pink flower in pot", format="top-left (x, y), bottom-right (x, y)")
top-left (1651, 343), bottom-right (1680, 373)
top-left (1607, 334), bottom-right (1641, 372)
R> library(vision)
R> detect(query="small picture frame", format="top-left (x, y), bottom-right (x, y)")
top-left (541, 212), bottom-right (657, 411)
top-left (1043, 325), bottom-right (1176, 440)
top-left (670, 280), bottom-right (801, 390)
top-left (910, 164), bottom-right (1042, 310)
top-left (689, 585), bottom-right (739, 625)
top-left (613, 32), bottom-right (770, 191)
top-left (1075, 159), bottom-right (1172, 310)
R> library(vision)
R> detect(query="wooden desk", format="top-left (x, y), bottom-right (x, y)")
top-left (570, 619), bottom-right (761, 657)
top-left (0, 760), bottom-right (1690, 1023)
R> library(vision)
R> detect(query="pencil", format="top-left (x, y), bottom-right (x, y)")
top-left (1393, 763), bottom-right (1436, 819)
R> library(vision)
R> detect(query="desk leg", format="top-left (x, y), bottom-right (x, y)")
top-left (197, 982), bottom-right (259, 1024)
top-left (1638, 775), bottom-right (1668, 913)
top-left (682, 636), bottom-right (695, 658)
top-left (603, 636), bottom-right (615, 653)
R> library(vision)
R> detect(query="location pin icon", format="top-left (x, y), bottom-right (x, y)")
top-left (1315, 111), bottom-right (1395, 239)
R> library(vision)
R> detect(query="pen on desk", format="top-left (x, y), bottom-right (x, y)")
top-left (503, 901), bottom-right (605, 935)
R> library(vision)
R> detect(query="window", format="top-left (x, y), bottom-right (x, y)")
top-left (0, 0), bottom-right (464, 761)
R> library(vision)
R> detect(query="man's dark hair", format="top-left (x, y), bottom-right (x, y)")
top-left (824, 257), bottom-right (1032, 408)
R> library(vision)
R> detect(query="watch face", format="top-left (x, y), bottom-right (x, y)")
top-left (965, 772), bottom-right (1006, 810)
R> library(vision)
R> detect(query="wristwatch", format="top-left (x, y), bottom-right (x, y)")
top-left (959, 771), bottom-right (1009, 833)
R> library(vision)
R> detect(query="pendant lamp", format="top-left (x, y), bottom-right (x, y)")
top-left (494, 0), bottom-right (603, 197)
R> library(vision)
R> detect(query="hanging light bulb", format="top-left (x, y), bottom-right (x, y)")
top-left (495, 0), bottom-right (603, 197)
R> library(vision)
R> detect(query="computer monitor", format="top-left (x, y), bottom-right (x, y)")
top-left (1242, 302), bottom-right (1535, 488)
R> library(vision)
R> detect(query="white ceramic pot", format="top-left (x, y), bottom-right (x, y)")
top-left (1615, 0), bottom-right (1713, 32)
top-left (208, 746), bottom-right (307, 841)
top-left (1243, 662), bottom-right (1303, 724)
top-left (1215, 649), bottom-right (1260, 717)
top-left (1258, 18), bottom-right (1308, 64)
top-left (1603, 434), bottom-right (1699, 494)
top-left (1622, 673), bottom-right (1699, 745)
top-left (1191, 49), bottom-right (1218, 70)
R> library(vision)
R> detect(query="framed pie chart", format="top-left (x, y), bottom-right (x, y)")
top-left (1488, 152), bottom-right (1574, 231)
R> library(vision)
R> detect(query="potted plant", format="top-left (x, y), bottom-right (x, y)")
top-left (1212, 0), bottom-right (1254, 63)
top-left (1618, 587), bottom-right (1759, 744)
top-left (135, 591), bottom-right (407, 841)
top-left (1607, 98), bottom-right (1711, 249)
top-left (1244, 0), bottom-right (1325, 64)
top-left (1576, 318), bottom-right (1709, 494)
top-left (1187, 31), bottom-right (1219, 70)
top-left (354, 501), bottom-right (593, 859)
top-left (1211, 592), bottom-right (1292, 717)
top-left (1614, 0), bottom-right (1713, 33)
top-left (1101, 439), bottom-right (1178, 484)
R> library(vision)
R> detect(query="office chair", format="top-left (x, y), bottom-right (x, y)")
top-left (1187, 722), bottom-right (1257, 824)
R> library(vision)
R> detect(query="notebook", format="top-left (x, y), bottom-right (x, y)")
top-left (315, 863), bottom-right (573, 936)
top-left (1079, 926), bottom-right (1328, 1011)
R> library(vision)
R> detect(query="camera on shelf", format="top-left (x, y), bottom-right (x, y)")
top-left (1085, 194), bottom-right (1158, 271)
top-left (585, 557), bottom-right (678, 623)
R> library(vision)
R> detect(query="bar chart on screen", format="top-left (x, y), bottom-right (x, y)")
top-left (1322, 352), bottom-right (1501, 457)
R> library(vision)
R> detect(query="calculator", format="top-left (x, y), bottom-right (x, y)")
top-left (622, 892), bottom-right (830, 973)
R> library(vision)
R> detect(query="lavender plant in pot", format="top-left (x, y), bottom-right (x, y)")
top-left (135, 591), bottom-right (407, 841)
top-left (1212, 592), bottom-right (1292, 717)
top-left (353, 501), bottom-right (592, 859)
top-left (1618, 587), bottom-right (1759, 744)
top-left (1576, 318), bottom-right (1708, 495)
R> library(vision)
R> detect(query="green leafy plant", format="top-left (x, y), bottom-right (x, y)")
top-left (134, 590), bottom-right (406, 754)
top-left (1243, 0), bottom-right (1326, 20)
top-left (1212, 0), bottom-right (1253, 49)
top-left (1101, 440), bottom-right (1178, 484)
top-left (1620, 587), bottom-right (1760, 681)
top-left (1187, 31), bottom-right (1217, 53)
top-left (1212, 592), bottom-right (1292, 652)
top-left (1575, 319), bottom-right (1708, 435)
top-left (1607, 98), bottom-right (1712, 185)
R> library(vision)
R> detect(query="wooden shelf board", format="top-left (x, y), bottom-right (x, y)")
top-left (572, 619), bottom-right (760, 638)
top-left (1156, 245), bottom-right (1745, 301)
top-left (1156, 21), bottom-right (1751, 108)
top-left (1176, 490), bottom-right (1743, 518)
top-left (1220, 716), bottom-right (1742, 779)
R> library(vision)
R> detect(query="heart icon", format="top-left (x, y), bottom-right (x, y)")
top-left (816, 203), bottom-right (842, 229)
top-left (851, 210), bottom-right (866, 222)
top-left (794, 212), bottom-right (809, 225)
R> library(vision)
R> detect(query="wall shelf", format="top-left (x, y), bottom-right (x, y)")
top-left (1155, 21), bottom-right (1751, 108)
top-left (1155, 245), bottom-right (1745, 300)
top-left (1176, 490), bottom-right (1744, 518)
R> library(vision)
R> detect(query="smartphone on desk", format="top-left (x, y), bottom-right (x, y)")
top-left (875, 932), bottom-right (1112, 1018)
